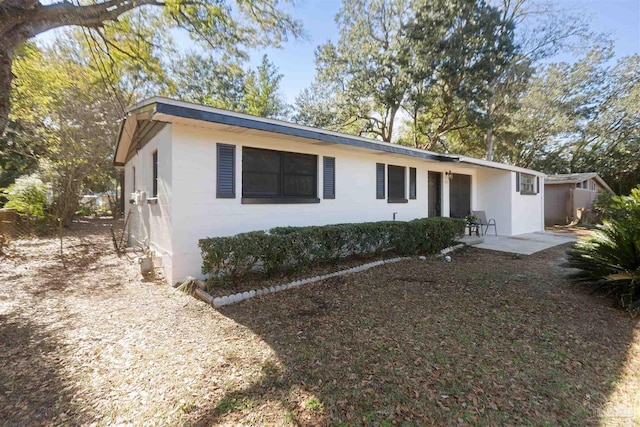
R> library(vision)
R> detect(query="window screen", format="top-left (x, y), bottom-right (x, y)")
top-left (242, 147), bottom-right (317, 199)
top-left (520, 173), bottom-right (536, 194)
top-left (388, 165), bottom-right (406, 202)
top-left (283, 152), bottom-right (316, 197)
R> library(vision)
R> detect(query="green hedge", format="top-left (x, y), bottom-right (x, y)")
top-left (199, 217), bottom-right (465, 284)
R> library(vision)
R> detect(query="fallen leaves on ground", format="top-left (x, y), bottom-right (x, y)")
top-left (0, 218), bottom-right (638, 426)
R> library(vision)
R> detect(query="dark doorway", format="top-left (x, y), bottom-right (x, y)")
top-left (428, 172), bottom-right (442, 217)
top-left (449, 173), bottom-right (471, 218)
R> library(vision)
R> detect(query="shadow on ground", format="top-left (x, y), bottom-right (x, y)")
top-left (0, 314), bottom-right (85, 425)
top-left (18, 219), bottom-right (126, 296)
top-left (202, 245), bottom-right (639, 425)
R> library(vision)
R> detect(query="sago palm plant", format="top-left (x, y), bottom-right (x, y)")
top-left (567, 187), bottom-right (640, 310)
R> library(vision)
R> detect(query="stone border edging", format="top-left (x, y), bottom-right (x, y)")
top-left (197, 243), bottom-right (466, 309)
top-left (211, 256), bottom-right (409, 308)
top-left (440, 243), bottom-right (465, 255)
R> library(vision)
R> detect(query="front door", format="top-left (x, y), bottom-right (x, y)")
top-left (449, 173), bottom-right (471, 218)
top-left (428, 172), bottom-right (442, 217)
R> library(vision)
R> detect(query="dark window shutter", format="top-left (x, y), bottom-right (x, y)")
top-left (217, 143), bottom-right (235, 198)
top-left (515, 172), bottom-right (520, 192)
top-left (376, 163), bottom-right (385, 199)
top-left (323, 157), bottom-right (335, 199)
top-left (536, 176), bottom-right (540, 194)
top-left (152, 151), bottom-right (158, 197)
top-left (409, 167), bottom-right (417, 199)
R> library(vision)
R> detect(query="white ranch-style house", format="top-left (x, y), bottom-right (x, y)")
top-left (114, 98), bottom-right (545, 284)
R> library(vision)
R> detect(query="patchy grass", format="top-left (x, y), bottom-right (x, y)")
top-left (0, 218), bottom-right (638, 426)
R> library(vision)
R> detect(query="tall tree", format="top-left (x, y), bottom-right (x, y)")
top-left (303, 0), bottom-right (413, 141)
top-left (170, 53), bottom-right (246, 110)
top-left (482, 0), bottom-right (592, 161)
top-left (169, 53), bottom-right (288, 118)
top-left (7, 39), bottom-right (122, 225)
top-left (0, 0), bottom-right (302, 136)
top-left (293, 81), bottom-right (345, 130)
top-left (510, 46), bottom-right (640, 193)
top-left (403, 0), bottom-right (517, 151)
top-left (297, 0), bottom-right (517, 147)
top-left (242, 54), bottom-right (288, 119)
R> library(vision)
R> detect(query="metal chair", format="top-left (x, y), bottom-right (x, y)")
top-left (471, 211), bottom-right (497, 236)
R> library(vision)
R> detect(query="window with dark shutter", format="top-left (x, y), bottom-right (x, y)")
top-left (323, 157), bottom-right (335, 199)
top-left (217, 143), bottom-right (236, 198)
top-left (409, 167), bottom-right (416, 199)
top-left (242, 147), bottom-right (319, 203)
top-left (152, 151), bottom-right (158, 197)
top-left (536, 176), bottom-right (540, 194)
top-left (376, 163), bottom-right (385, 199)
top-left (515, 172), bottom-right (520, 193)
top-left (388, 165), bottom-right (407, 203)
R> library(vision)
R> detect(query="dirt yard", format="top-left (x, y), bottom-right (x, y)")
top-left (545, 224), bottom-right (597, 239)
top-left (1, 218), bottom-right (638, 426)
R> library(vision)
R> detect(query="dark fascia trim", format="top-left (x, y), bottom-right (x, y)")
top-left (388, 199), bottom-right (409, 204)
top-left (113, 120), bottom-right (126, 165)
top-left (242, 197), bottom-right (321, 204)
top-left (113, 104), bottom-right (157, 166)
top-left (155, 102), bottom-right (458, 163)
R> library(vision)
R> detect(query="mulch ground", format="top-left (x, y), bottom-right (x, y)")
top-left (1, 218), bottom-right (638, 426)
top-left (545, 224), bottom-right (597, 239)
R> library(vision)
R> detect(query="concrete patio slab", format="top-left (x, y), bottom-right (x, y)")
top-left (473, 232), bottom-right (576, 255)
top-left (456, 235), bottom-right (484, 245)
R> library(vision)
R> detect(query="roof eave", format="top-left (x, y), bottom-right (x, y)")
top-left (458, 157), bottom-right (545, 176)
top-left (112, 104), bottom-right (157, 166)
top-left (152, 101), bottom-right (458, 163)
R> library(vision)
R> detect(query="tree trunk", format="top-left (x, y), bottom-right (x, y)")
top-left (485, 120), bottom-right (494, 161)
top-left (485, 93), bottom-right (495, 161)
top-left (385, 107), bottom-right (398, 142)
top-left (0, 49), bottom-right (12, 137)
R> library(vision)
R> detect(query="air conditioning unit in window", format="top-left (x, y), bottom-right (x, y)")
top-left (129, 192), bottom-right (139, 204)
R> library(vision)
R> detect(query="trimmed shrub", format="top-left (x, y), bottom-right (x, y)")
top-left (200, 217), bottom-right (465, 285)
top-left (567, 187), bottom-right (640, 310)
top-left (200, 231), bottom-right (270, 283)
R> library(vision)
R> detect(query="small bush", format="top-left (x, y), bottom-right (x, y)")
top-left (592, 190), bottom-right (615, 221)
top-left (1, 174), bottom-right (48, 219)
top-left (200, 217), bottom-right (465, 285)
top-left (75, 206), bottom-right (93, 217)
top-left (567, 187), bottom-right (640, 310)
